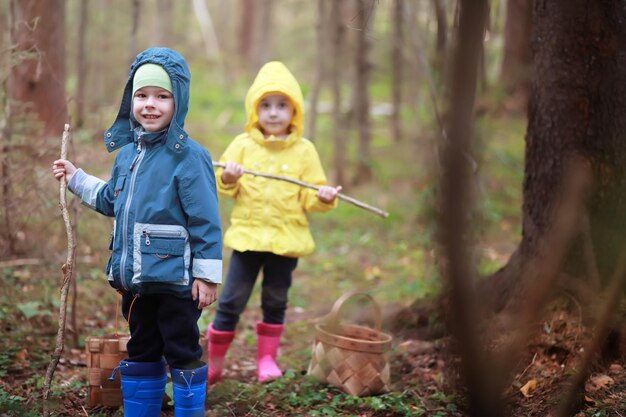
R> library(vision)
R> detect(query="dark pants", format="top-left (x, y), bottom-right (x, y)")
top-left (212, 250), bottom-right (298, 332)
top-left (122, 293), bottom-right (203, 369)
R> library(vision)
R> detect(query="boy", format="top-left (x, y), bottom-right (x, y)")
top-left (52, 47), bottom-right (221, 416)
top-left (207, 61), bottom-right (340, 384)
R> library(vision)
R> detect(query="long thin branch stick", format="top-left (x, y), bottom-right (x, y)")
top-left (212, 161), bottom-right (389, 218)
top-left (43, 124), bottom-right (76, 416)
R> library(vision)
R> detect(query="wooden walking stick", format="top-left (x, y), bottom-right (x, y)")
top-left (43, 124), bottom-right (76, 416)
top-left (212, 161), bottom-right (389, 218)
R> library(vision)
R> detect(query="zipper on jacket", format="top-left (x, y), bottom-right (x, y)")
top-left (143, 229), bottom-right (183, 246)
top-left (119, 136), bottom-right (145, 291)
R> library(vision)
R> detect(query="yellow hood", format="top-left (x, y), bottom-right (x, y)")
top-left (245, 61), bottom-right (304, 136)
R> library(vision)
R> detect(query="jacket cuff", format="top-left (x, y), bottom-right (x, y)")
top-left (68, 168), bottom-right (87, 195)
top-left (192, 258), bottom-right (222, 284)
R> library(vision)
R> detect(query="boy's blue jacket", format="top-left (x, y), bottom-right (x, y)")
top-left (69, 47), bottom-right (223, 297)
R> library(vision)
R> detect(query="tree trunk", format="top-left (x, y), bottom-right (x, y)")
top-left (499, 0), bottom-right (532, 110)
top-left (390, 0), bottom-right (404, 142)
top-left (156, 0), bottom-right (173, 46)
top-left (9, 0), bottom-right (67, 138)
top-left (255, 0), bottom-right (274, 71)
top-left (353, 0), bottom-right (374, 185)
top-left (239, 0), bottom-right (254, 70)
top-left (440, 1), bottom-right (495, 415)
top-left (74, 0), bottom-right (88, 128)
top-left (431, 0), bottom-right (447, 55)
top-left (491, 1), bottom-right (626, 317)
top-left (331, 0), bottom-right (347, 187)
top-left (129, 0), bottom-right (140, 63)
top-left (306, 0), bottom-right (327, 141)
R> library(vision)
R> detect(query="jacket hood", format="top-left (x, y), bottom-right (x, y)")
top-left (244, 61), bottom-right (304, 137)
top-left (103, 47), bottom-right (191, 154)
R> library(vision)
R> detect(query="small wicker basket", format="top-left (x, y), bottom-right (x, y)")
top-left (307, 291), bottom-right (392, 396)
top-left (85, 334), bottom-right (130, 407)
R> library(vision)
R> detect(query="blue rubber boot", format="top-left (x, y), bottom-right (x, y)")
top-left (112, 359), bottom-right (167, 417)
top-left (171, 364), bottom-right (208, 417)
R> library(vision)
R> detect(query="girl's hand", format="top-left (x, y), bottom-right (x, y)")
top-left (221, 161), bottom-right (244, 184)
top-left (317, 185), bottom-right (342, 204)
top-left (52, 159), bottom-right (78, 182)
top-left (192, 279), bottom-right (218, 309)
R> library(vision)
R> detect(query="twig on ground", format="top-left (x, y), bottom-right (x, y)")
top-left (42, 124), bottom-right (76, 416)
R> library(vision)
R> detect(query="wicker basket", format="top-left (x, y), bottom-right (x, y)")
top-left (307, 292), bottom-right (392, 396)
top-left (85, 333), bottom-right (208, 407)
top-left (85, 334), bottom-right (130, 407)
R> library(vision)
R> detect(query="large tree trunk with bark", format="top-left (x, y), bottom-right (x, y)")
top-left (490, 1), bottom-right (626, 318)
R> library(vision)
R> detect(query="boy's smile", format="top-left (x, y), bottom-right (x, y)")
top-left (256, 94), bottom-right (294, 137)
top-left (133, 86), bottom-right (175, 132)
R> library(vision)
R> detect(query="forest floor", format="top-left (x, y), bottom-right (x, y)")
top-left (1, 265), bottom-right (625, 417)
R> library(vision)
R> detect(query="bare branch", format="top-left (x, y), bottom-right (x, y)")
top-left (42, 124), bottom-right (76, 416)
top-left (212, 161), bottom-right (388, 218)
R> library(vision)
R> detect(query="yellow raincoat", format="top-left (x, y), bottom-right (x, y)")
top-left (216, 62), bottom-right (336, 257)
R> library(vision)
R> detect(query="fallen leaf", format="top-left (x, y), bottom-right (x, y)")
top-left (520, 379), bottom-right (537, 398)
top-left (587, 374), bottom-right (614, 392)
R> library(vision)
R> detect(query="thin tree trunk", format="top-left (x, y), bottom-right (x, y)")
top-left (239, 0), bottom-right (254, 70)
top-left (306, 0), bottom-right (327, 140)
top-left (156, 0), bottom-right (173, 46)
top-left (431, 0), bottom-right (447, 55)
top-left (500, 0), bottom-right (532, 110)
top-left (9, 0), bottom-right (67, 138)
top-left (255, 0), bottom-right (273, 70)
top-left (353, 0), bottom-right (374, 185)
top-left (129, 0), bottom-right (140, 63)
top-left (74, 0), bottom-right (88, 128)
top-left (390, 0), bottom-right (404, 142)
top-left (331, 0), bottom-right (347, 187)
top-left (441, 3), bottom-right (496, 416)
top-left (0, 80), bottom-right (14, 255)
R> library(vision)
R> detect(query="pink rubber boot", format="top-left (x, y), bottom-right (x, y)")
top-left (207, 323), bottom-right (235, 385)
top-left (256, 321), bottom-right (284, 382)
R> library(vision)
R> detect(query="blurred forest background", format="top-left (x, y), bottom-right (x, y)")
top-left (1, 0), bottom-right (626, 416)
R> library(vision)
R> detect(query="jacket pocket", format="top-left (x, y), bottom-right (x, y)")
top-left (139, 234), bottom-right (186, 283)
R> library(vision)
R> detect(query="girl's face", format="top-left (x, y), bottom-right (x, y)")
top-left (256, 94), bottom-right (294, 137)
top-left (132, 86), bottom-right (174, 132)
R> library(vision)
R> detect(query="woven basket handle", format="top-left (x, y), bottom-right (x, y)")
top-left (323, 291), bottom-right (382, 332)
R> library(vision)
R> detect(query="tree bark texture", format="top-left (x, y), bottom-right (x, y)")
top-left (9, 0), bottom-right (67, 138)
top-left (521, 0), bottom-right (626, 281)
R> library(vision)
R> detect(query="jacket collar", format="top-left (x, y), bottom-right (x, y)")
top-left (249, 127), bottom-right (299, 149)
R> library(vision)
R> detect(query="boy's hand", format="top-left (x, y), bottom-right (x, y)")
top-left (317, 185), bottom-right (342, 204)
top-left (192, 279), bottom-right (218, 309)
top-left (52, 159), bottom-right (78, 182)
top-left (221, 161), bottom-right (244, 184)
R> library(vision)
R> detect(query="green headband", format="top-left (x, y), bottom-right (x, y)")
top-left (132, 63), bottom-right (172, 95)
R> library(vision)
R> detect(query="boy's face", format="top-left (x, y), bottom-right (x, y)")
top-left (133, 86), bottom-right (174, 132)
top-left (256, 94), bottom-right (294, 137)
